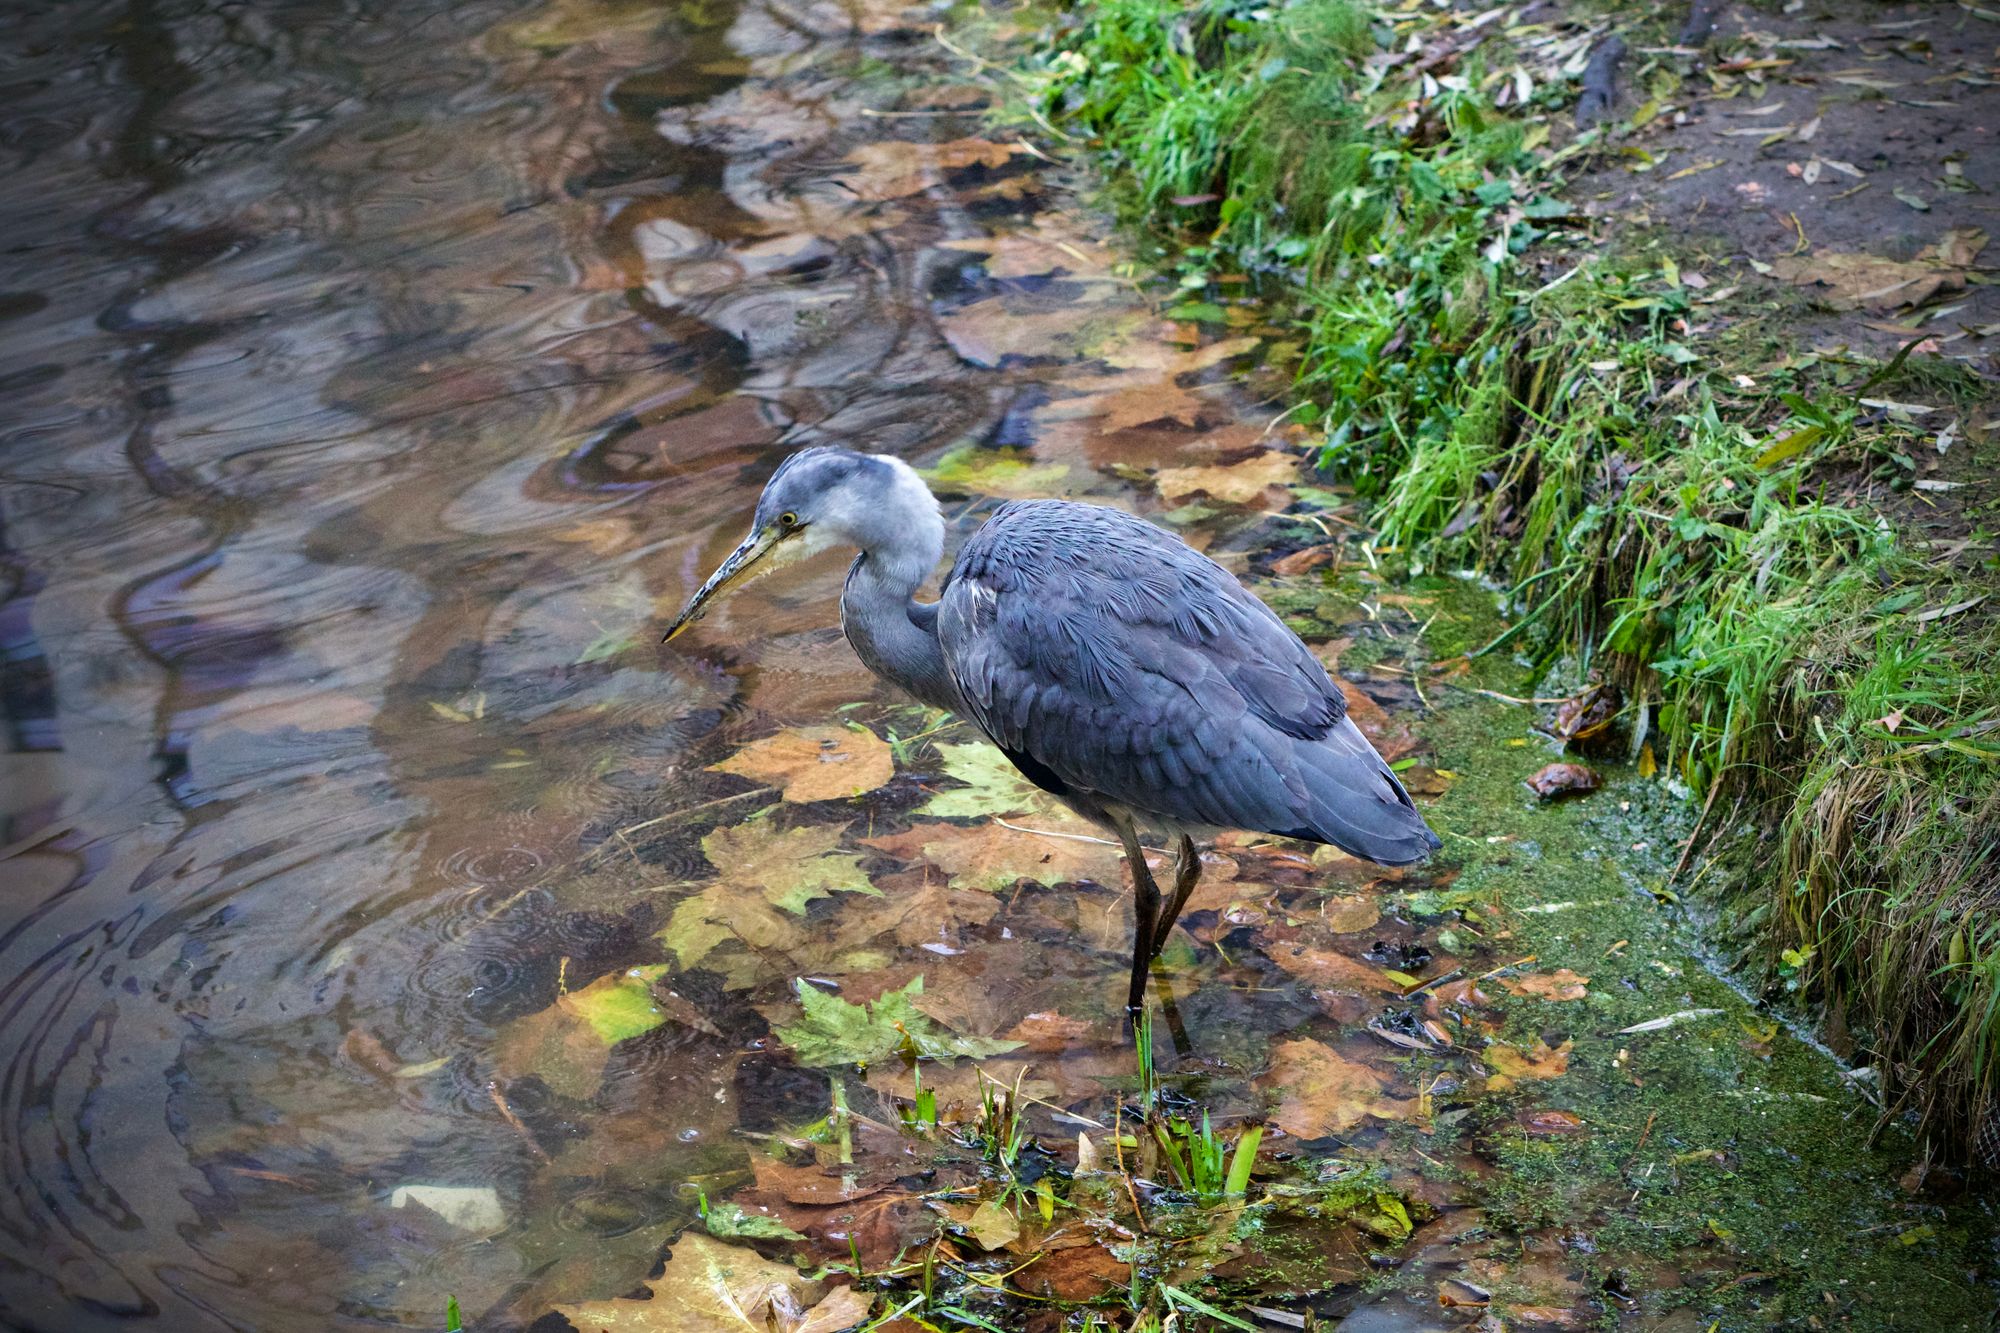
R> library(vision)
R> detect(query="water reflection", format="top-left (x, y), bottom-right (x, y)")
top-left (0, 0), bottom-right (1101, 1325)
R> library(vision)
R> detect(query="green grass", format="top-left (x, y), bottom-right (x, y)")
top-left (1014, 0), bottom-right (2000, 1161)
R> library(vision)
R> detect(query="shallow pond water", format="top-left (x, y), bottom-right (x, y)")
top-left (2, 1), bottom-right (1994, 1331)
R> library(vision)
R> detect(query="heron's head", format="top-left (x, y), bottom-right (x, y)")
top-left (663, 446), bottom-right (941, 642)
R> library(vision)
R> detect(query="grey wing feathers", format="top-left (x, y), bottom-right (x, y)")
top-left (937, 501), bottom-right (1439, 866)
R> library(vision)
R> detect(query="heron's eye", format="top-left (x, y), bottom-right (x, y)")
top-left (779, 511), bottom-right (799, 528)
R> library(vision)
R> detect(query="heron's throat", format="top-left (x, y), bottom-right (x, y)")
top-left (841, 552), bottom-right (958, 713)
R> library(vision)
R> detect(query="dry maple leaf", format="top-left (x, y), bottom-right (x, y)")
top-left (1502, 969), bottom-right (1590, 1001)
top-left (1485, 1038), bottom-right (1573, 1085)
top-left (865, 818), bottom-right (1122, 892)
top-left (709, 726), bottom-right (894, 803)
top-left (1259, 1037), bottom-right (1414, 1137)
top-left (1154, 452), bottom-right (1299, 505)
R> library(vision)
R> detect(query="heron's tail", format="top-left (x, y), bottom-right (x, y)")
top-left (1291, 717), bottom-right (1441, 866)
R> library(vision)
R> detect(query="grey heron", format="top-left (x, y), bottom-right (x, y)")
top-left (664, 447), bottom-right (1440, 1012)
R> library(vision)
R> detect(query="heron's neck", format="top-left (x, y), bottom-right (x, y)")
top-left (841, 546), bottom-right (958, 713)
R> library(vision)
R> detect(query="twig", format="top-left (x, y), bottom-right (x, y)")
top-left (488, 1082), bottom-right (550, 1162)
top-left (1670, 779), bottom-right (1727, 882)
top-left (994, 817), bottom-right (1118, 846)
top-left (1112, 1115), bottom-right (1149, 1235)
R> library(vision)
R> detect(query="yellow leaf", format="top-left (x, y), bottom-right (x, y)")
top-left (1258, 1038), bottom-right (1414, 1137)
top-left (710, 726), bottom-right (894, 803)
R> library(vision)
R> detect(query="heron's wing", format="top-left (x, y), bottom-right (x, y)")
top-left (937, 501), bottom-right (1437, 865)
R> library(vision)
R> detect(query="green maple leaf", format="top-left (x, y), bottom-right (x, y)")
top-left (700, 819), bottom-right (877, 914)
top-left (776, 976), bottom-right (1024, 1068)
top-left (919, 743), bottom-right (1051, 819)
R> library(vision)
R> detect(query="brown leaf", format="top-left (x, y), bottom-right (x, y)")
top-left (552, 1231), bottom-right (819, 1332)
top-left (1264, 939), bottom-right (1403, 995)
top-left (1005, 1010), bottom-right (1098, 1052)
top-left (1337, 682), bottom-right (1422, 764)
top-left (1525, 763), bottom-right (1600, 801)
top-left (1766, 250), bottom-right (1964, 313)
top-left (1925, 227), bottom-right (1988, 269)
top-left (1260, 1038), bottom-right (1414, 1137)
top-left (1271, 544), bottom-right (1339, 576)
top-left (492, 1003), bottom-right (609, 1101)
top-left (1518, 1108), bottom-right (1586, 1136)
top-left (1097, 378), bottom-right (1207, 433)
top-left (710, 726), bottom-right (894, 803)
top-left (752, 1157), bottom-right (889, 1207)
top-left (1485, 1039), bottom-right (1572, 1084)
top-left (1319, 894), bottom-right (1382, 934)
top-left (795, 1285), bottom-right (874, 1333)
top-left (939, 298), bottom-right (1141, 368)
top-left (1020, 1245), bottom-right (1131, 1300)
top-left (1154, 452), bottom-right (1297, 504)
top-left (864, 819), bottom-right (1122, 892)
top-left (837, 138), bottom-right (1021, 201)
top-left (1501, 969), bottom-right (1591, 1002)
top-left (938, 219), bottom-right (1116, 279)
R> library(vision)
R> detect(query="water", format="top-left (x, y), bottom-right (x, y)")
top-left (6, 2), bottom-right (1994, 1330)
top-left (0, 0), bottom-right (1274, 1324)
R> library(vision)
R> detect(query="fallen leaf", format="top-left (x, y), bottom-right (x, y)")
top-left (965, 1200), bottom-right (1021, 1250)
top-left (701, 820), bottom-right (879, 914)
top-left (777, 976), bottom-right (1025, 1067)
top-left (1766, 250), bottom-right (1965, 312)
top-left (867, 818), bottom-right (1121, 892)
top-left (923, 444), bottom-right (1069, 499)
top-left (564, 964), bottom-right (673, 1044)
top-left (1502, 969), bottom-right (1591, 1001)
top-left (1264, 940), bottom-right (1404, 995)
top-left (1485, 1038), bottom-right (1572, 1084)
top-left (1005, 1010), bottom-right (1098, 1051)
top-left (837, 138), bottom-right (1021, 201)
top-left (661, 883), bottom-right (808, 978)
top-left (916, 742), bottom-right (1055, 819)
top-left (752, 1157), bottom-right (889, 1207)
top-left (552, 1231), bottom-right (820, 1332)
top-left (705, 1200), bottom-right (807, 1242)
top-left (796, 1285), bottom-right (874, 1333)
top-left (1271, 544), bottom-right (1339, 576)
top-left (1319, 894), bottom-right (1382, 934)
top-left (710, 726), bottom-right (894, 803)
top-left (1525, 763), bottom-right (1600, 801)
top-left (1518, 1108), bottom-right (1587, 1135)
top-left (1154, 452), bottom-right (1298, 504)
top-left (1928, 227), bottom-right (1988, 268)
top-left (493, 1002), bottom-right (613, 1100)
top-left (1259, 1037), bottom-right (1414, 1137)
top-left (1020, 1244), bottom-right (1132, 1300)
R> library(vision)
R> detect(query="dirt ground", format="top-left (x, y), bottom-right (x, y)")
top-left (1566, 0), bottom-right (2000, 531)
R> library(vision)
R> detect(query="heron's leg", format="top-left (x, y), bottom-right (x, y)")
top-left (1148, 835), bottom-right (1203, 961)
top-left (1114, 819), bottom-right (1161, 1013)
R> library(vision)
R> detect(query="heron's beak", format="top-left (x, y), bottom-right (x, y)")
top-left (663, 525), bottom-right (785, 643)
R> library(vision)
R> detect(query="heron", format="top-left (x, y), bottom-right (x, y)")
top-left (664, 447), bottom-right (1440, 1012)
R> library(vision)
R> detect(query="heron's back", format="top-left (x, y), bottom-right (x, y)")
top-left (938, 500), bottom-right (1438, 865)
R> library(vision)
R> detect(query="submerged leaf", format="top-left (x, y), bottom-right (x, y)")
top-left (701, 821), bottom-right (878, 914)
top-left (705, 1200), bottom-right (807, 1243)
top-left (923, 444), bottom-right (1070, 498)
top-left (1154, 452), bottom-right (1298, 504)
top-left (710, 726), bottom-right (894, 803)
top-left (776, 976), bottom-right (1024, 1067)
top-left (864, 818), bottom-right (1121, 892)
top-left (918, 742), bottom-right (1055, 819)
top-left (551, 1231), bottom-right (821, 1332)
top-left (565, 965), bottom-right (673, 1044)
top-left (1258, 1037), bottom-right (1413, 1137)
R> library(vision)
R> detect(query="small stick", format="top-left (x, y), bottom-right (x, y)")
top-left (488, 1082), bottom-right (550, 1162)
